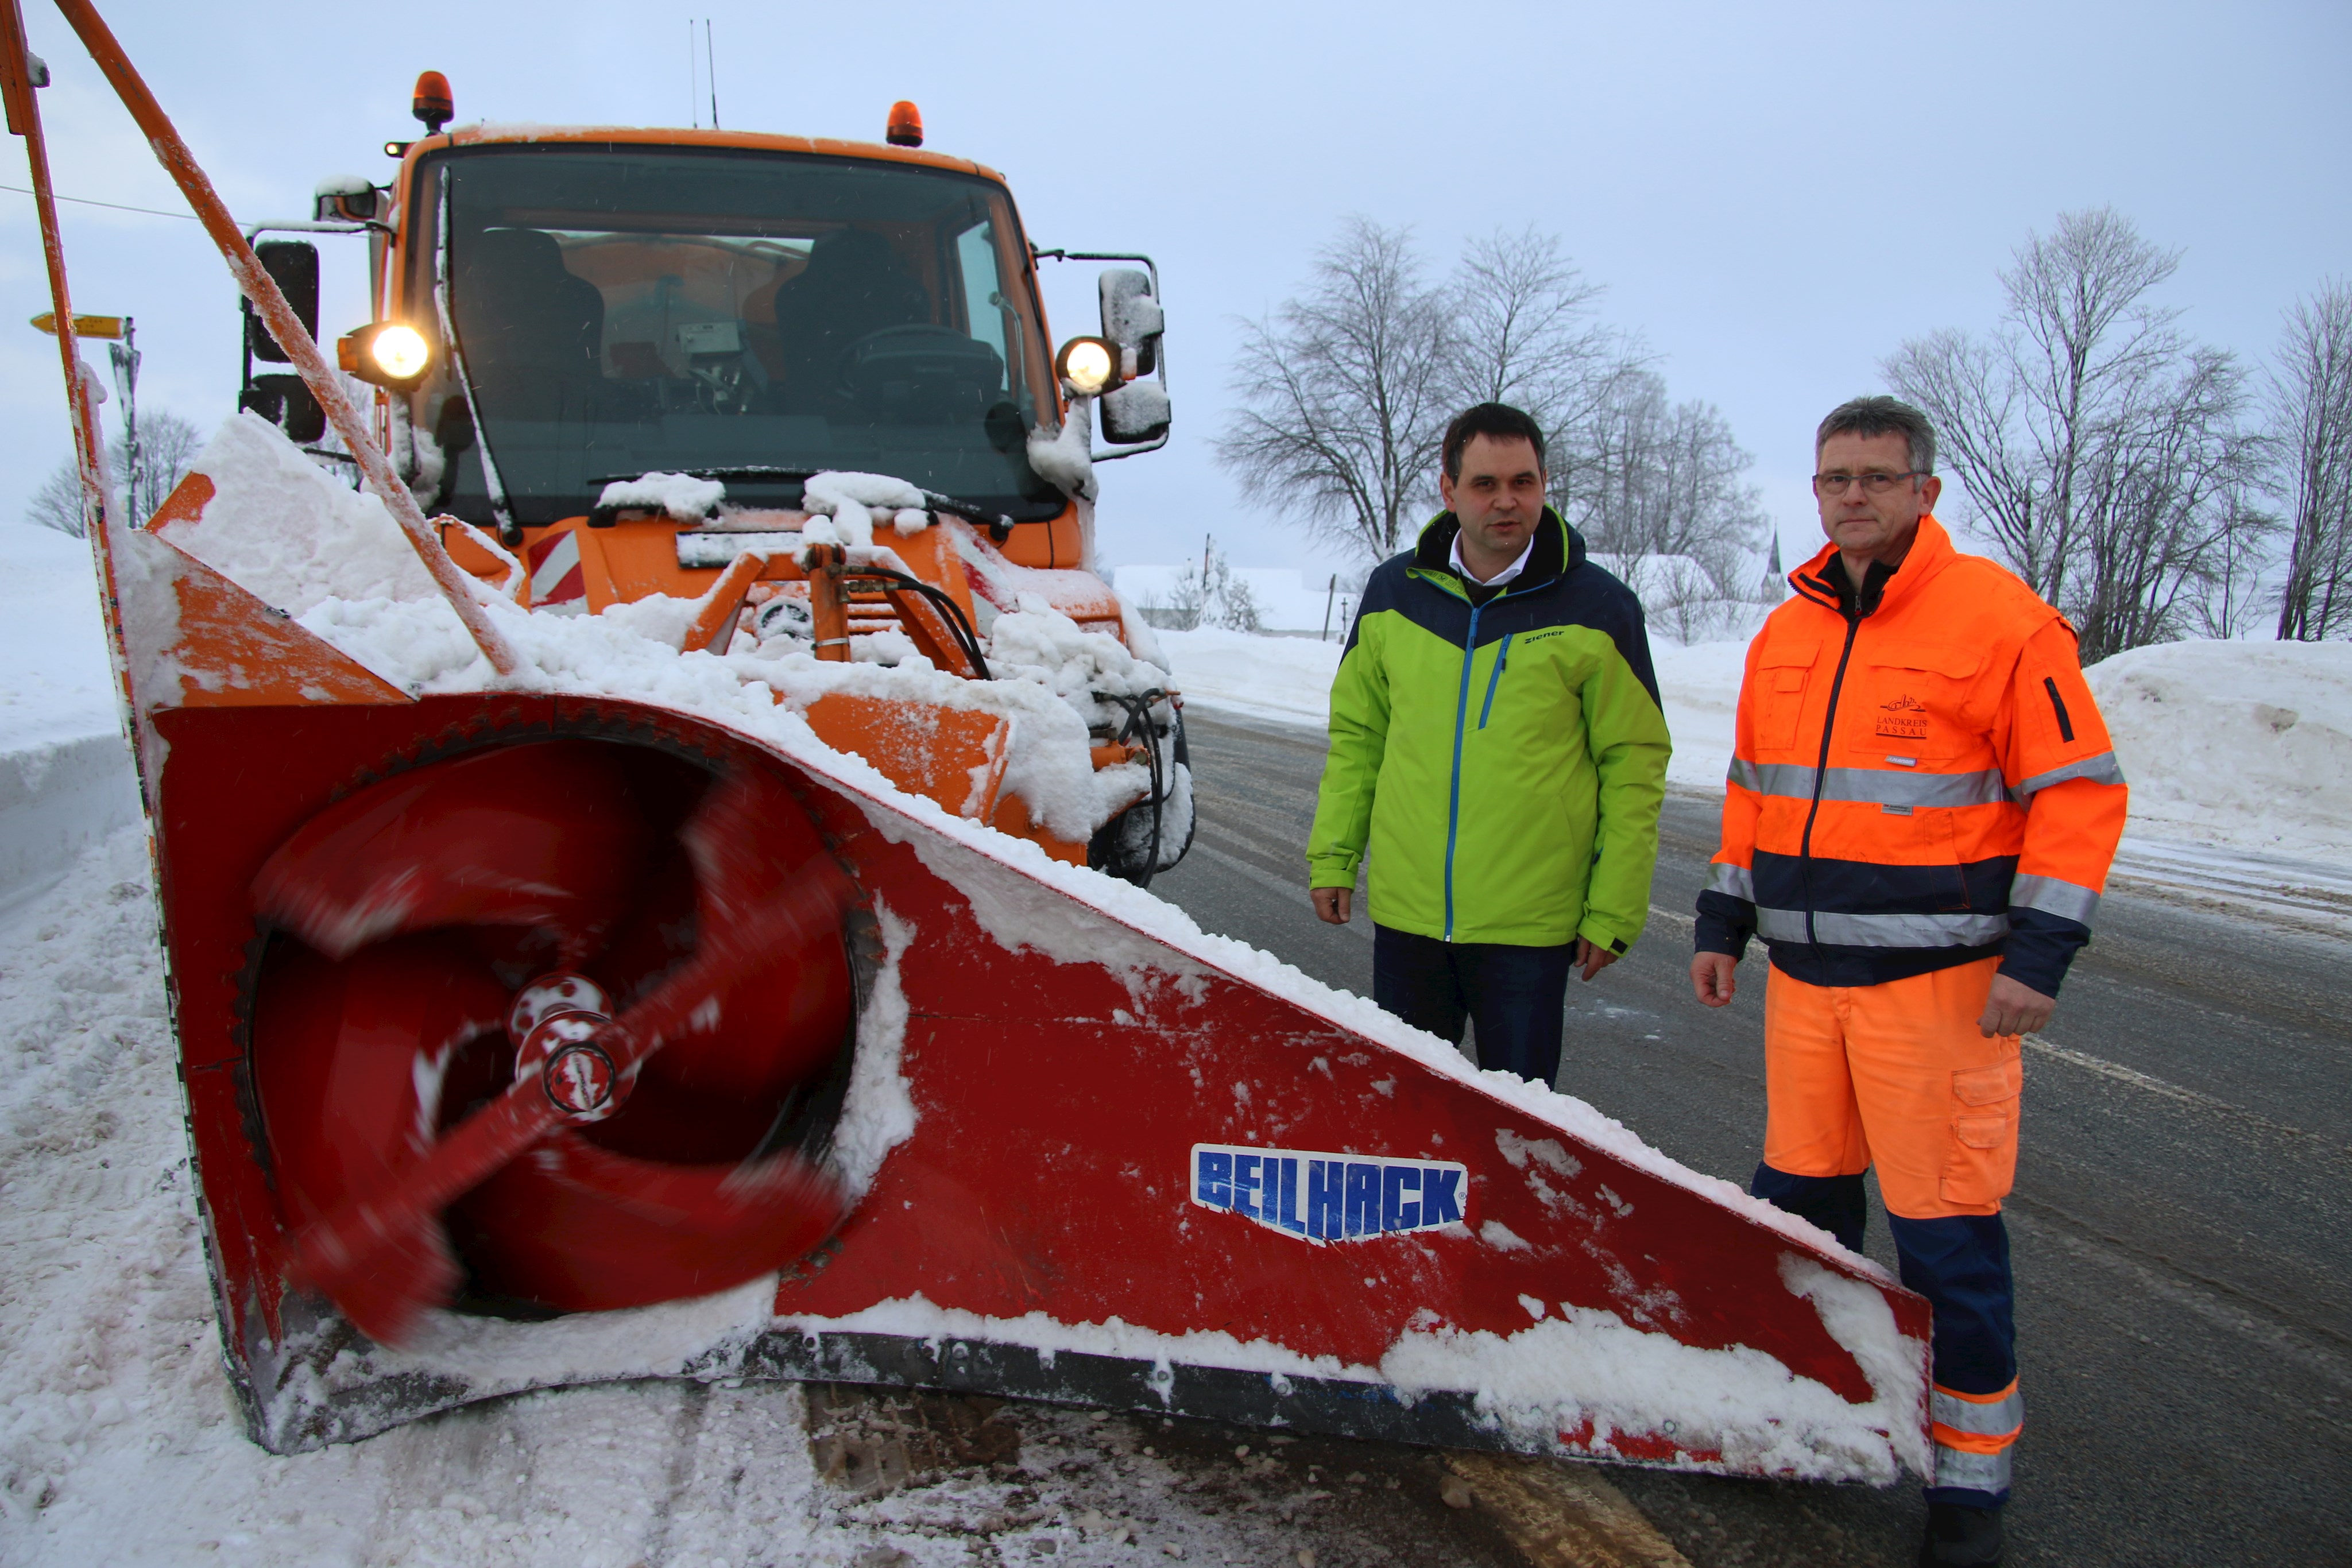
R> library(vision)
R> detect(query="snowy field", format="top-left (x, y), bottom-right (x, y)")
top-left (0, 523), bottom-right (119, 758)
top-left (1156, 625), bottom-right (2352, 873)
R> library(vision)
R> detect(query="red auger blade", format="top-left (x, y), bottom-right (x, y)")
top-left (260, 747), bottom-right (855, 1344)
top-left (252, 739), bottom-right (656, 962)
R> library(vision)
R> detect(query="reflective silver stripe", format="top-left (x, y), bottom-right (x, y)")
top-left (2009, 873), bottom-right (2100, 926)
top-left (1706, 862), bottom-right (1755, 901)
top-left (1727, 758), bottom-right (1763, 792)
top-left (1741, 762), bottom-right (2012, 810)
top-left (1934, 1443), bottom-right (2013, 1493)
top-left (2014, 750), bottom-right (2125, 804)
top-left (1755, 908), bottom-right (2011, 947)
top-left (1932, 1387), bottom-right (2025, 1438)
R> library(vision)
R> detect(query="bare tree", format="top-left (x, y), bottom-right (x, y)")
top-left (1223, 217), bottom-right (1771, 631)
top-left (1217, 218), bottom-right (1452, 562)
top-left (122, 409), bottom-right (203, 521)
top-left (1440, 227), bottom-right (1641, 512)
top-left (1569, 369), bottom-right (1769, 598)
top-left (2272, 281), bottom-right (2352, 640)
top-left (25, 408), bottom-right (205, 537)
top-left (2191, 487), bottom-right (2280, 640)
top-left (25, 460), bottom-right (87, 537)
top-left (1886, 208), bottom-right (2270, 661)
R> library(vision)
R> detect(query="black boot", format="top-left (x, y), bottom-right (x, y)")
top-left (1918, 1500), bottom-right (2005, 1566)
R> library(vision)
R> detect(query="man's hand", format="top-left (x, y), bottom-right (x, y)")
top-left (1690, 951), bottom-right (1738, 1008)
top-left (1978, 973), bottom-right (2055, 1039)
top-left (1575, 938), bottom-right (1619, 983)
top-left (1312, 887), bottom-right (1352, 925)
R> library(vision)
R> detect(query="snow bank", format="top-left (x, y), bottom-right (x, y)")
top-left (164, 413), bottom-right (438, 617)
top-left (0, 524), bottom-right (140, 915)
top-left (2086, 638), bottom-right (2352, 868)
top-left (0, 735), bottom-right (138, 923)
top-left (1151, 626), bottom-right (1343, 726)
top-left (0, 522), bottom-right (121, 754)
top-left (1650, 639), bottom-right (1747, 790)
top-left (1144, 622), bottom-right (1750, 797)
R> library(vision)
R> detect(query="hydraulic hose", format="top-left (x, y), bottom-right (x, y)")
top-left (838, 567), bottom-right (993, 680)
top-left (1092, 687), bottom-right (1170, 888)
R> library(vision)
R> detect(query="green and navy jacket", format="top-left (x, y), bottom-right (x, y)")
top-left (1307, 509), bottom-right (1671, 950)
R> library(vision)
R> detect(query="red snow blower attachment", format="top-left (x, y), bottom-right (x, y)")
top-left (9, 0), bottom-right (1936, 1484)
top-left (249, 744), bottom-right (854, 1344)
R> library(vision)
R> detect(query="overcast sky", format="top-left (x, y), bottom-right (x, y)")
top-left (3, 0), bottom-right (2345, 586)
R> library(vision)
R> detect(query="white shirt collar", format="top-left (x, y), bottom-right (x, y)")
top-left (1449, 528), bottom-right (1535, 589)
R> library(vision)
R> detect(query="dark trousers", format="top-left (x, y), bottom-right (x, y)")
top-left (1371, 923), bottom-right (1574, 1086)
top-left (1752, 1164), bottom-right (2017, 1506)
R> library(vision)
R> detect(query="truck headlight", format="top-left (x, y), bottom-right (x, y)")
top-left (1055, 336), bottom-right (1119, 397)
top-left (369, 324), bottom-right (431, 381)
top-left (339, 321), bottom-right (432, 386)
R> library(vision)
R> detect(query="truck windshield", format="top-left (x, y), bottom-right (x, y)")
top-left (409, 145), bottom-right (1065, 524)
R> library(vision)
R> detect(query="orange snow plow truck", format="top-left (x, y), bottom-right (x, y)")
top-left (9, 0), bottom-right (1939, 1488)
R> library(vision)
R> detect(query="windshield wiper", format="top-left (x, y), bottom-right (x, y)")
top-left (587, 467), bottom-right (1016, 541)
top-left (432, 177), bottom-right (520, 546)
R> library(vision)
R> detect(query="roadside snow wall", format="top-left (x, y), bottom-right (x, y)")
top-left (2086, 637), bottom-right (2352, 868)
top-left (0, 521), bottom-right (140, 917)
top-left (0, 733), bottom-right (140, 920)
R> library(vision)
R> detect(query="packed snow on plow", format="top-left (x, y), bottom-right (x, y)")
top-left (137, 415), bottom-right (1929, 1483)
top-left (4, 1), bottom-right (1933, 1500)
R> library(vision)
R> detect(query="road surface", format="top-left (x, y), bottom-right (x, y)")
top-left (1146, 707), bottom-right (2352, 1567)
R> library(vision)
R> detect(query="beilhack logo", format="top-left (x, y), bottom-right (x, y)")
top-left (1191, 1143), bottom-right (1468, 1244)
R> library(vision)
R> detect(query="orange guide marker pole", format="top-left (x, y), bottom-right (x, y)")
top-left (1, 0), bottom-right (142, 728)
top-left (1, 1), bottom-right (108, 545)
top-left (46, 0), bottom-right (522, 676)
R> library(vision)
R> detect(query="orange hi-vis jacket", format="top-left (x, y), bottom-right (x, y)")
top-left (1696, 517), bottom-right (2128, 996)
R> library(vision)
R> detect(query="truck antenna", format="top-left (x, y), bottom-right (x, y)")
top-left (705, 20), bottom-right (721, 130)
top-left (687, 19), bottom-right (698, 129)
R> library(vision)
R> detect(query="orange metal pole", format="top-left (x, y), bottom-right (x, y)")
top-left (45, 0), bottom-right (522, 676)
top-left (2, 3), bottom-right (105, 535)
top-left (1, 0), bottom-right (140, 722)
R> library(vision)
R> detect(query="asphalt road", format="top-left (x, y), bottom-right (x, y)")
top-left (1145, 707), bottom-right (2352, 1568)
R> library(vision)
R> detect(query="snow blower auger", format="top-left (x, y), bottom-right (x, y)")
top-left (9, 0), bottom-right (1933, 1485)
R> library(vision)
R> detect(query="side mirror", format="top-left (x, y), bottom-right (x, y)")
top-left (1097, 268), bottom-right (1170, 446)
top-left (246, 239), bottom-right (320, 364)
top-left (314, 179), bottom-right (385, 223)
top-left (241, 374), bottom-right (326, 444)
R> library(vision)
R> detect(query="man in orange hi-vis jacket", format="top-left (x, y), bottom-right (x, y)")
top-left (1690, 396), bottom-right (2126, 1568)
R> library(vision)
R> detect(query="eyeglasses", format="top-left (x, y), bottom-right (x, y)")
top-left (1813, 470), bottom-right (1924, 496)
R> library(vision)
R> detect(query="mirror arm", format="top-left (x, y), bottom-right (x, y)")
top-left (241, 219), bottom-right (392, 239)
top-left (1030, 246), bottom-right (1160, 303)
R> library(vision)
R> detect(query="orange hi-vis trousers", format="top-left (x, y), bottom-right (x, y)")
top-left (1762, 955), bottom-right (2020, 1219)
top-left (1761, 953), bottom-right (2025, 1497)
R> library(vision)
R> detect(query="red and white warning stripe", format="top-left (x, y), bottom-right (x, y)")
top-left (527, 530), bottom-right (586, 610)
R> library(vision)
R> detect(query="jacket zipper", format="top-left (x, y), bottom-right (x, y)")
top-left (1477, 633), bottom-right (1514, 729)
top-left (1796, 602), bottom-right (1863, 953)
top-left (1443, 598), bottom-right (1484, 940)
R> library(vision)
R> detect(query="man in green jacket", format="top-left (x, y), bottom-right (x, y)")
top-left (1307, 402), bottom-right (1671, 1085)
